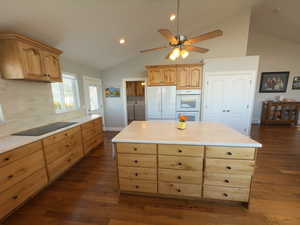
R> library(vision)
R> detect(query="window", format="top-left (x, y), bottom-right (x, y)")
top-left (88, 85), bottom-right (99, 112)
top-left (51, 74), bottom-right (80, 113)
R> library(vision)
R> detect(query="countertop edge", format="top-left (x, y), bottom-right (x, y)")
top-left (111, 139), bottom-right (262, 148)
top-left (0, 114), bottom-right (102, 154)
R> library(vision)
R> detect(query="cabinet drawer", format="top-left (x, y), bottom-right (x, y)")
top-left (119, 178), bottom-right (157, 193)
top-left (159, 169), bottom-right (202, 184)
top-left (159, 155), bottom-right (203, 171)
top-left (158, 144), bottom-right (204, 157)
top-left (118, 154), bottom-right (157, 168)
top-left (205, 159), bottom-right (255, 175)
top-left (0, 141), bottom-right (42, 168)
top-left (82, 127), bottom-right (97, 141)
top-left (43, 126), bottom-right (80, 146)
top-left (117, 143), bottom-right (157, 155)
top-left (203, 185), bottom-right (250, 202)
top-left (47, 146), bottom-right (83, 181)
top-left (119, 167), bottom-right (156, 181)
top-left (0, 150), bottom-right (45, 193)
top-left (81, 119), bottom-right (101, 130)
top-left (206, 146), bottom-right (256, 160)
top-left (0, 168), bottom-right (48, 220)
top-left (159, 182), bottom-right (202, 197)
top-left (83, 134), bottom-right (103, 154)
top-left (204, 173), bottom-right (252, 188)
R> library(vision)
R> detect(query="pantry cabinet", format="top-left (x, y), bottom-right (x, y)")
top-left (146, 64), bottom-right (202, 89)
top-left (0, 33), bottom-right (63, 82)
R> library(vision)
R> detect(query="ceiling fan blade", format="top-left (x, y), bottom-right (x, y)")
top-left (140, 46), bottom-right (169, 53)
top-left (182, 45), bottom-right (209, 53)
top-left (185, 29), bottom-right (223, 45)
top-left (165, 49), bottom-right (173, 59)
top-left (158, 29), bottom-right (177, 44)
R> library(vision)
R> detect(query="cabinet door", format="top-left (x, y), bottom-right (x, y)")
top-left (190, 65), bottom-right (202, 88)
top-left (126, 82), bottom-right (136, 97)
top-left (19, 43), bottom-right (46, 81)
top-left (161, 67), bottom-right (176, 85)
top-left (147, 86), bottom-right (162, 119)
top-left (42, 51), bottom-right (62, 82)
top-left (148, 68), bottom-right (162, 86)
top-left (176, 66), bottom-right (190, 89)
top-left (135, 81), bottom-right (145, 96)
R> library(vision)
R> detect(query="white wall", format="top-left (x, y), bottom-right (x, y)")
top-left (247, 32), bottom-right (300, 123)
top-left (0, 58), bottom-right (101, 137)
top-left (101, 10), bottom-right (252, 130)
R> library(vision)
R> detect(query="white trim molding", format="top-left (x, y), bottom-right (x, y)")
top-left (104, 127), bottom-right (123, 132)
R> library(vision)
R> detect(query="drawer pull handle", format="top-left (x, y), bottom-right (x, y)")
top-left (224, 179), bottom-right (229, 183)
top-left (133, 147), bottom-right (138, 151)
top-left (226, 166), bottom-right (232, 170)
top-left (67, 158), bottom-right (72, 162)
top-left (177, 176), bottom-right (182, 180)
top-left (134, 160), bottom-right (138, 163)
top-left (135, 173), bottom-right (138, 176)
top-left (178, 149), bottom-right (182, 153)
top-left (12, 195), bottom-right (18, 200)
top-left (135, 185), bottom-right (139, 189)
top-left (8, 174), bottom-right (14, 179)
top-left (4, 157), bottom-right (10, 161)
top-left (223, 193), bottom-right (228, 197)
top-left (177, 189), bottom-right (181, 193)
top-left (177, 162), bottom-right (182, 166)
top-left (227, 152), bottom-right (232, 155)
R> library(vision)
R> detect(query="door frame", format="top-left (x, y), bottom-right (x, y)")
top-left (82, 76), bottom-right (105, 128)
top-left (122, 78), bottom-right (147, 127)
top-left (202, 70), bottom-right (258, 135)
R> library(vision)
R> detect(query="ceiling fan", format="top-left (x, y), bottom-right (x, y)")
top-left (140, 0), bottom-right (223, 60)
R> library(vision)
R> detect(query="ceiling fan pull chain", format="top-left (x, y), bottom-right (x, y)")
top-left (177, 0), bottom-right (180, 36)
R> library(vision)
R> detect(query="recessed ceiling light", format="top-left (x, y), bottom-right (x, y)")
top-left (170, 14), bottom-right (176, 21)
top-left (119, 38), bottom-right (125, 44)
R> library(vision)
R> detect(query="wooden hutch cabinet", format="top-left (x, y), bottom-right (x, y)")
top-left (0, 33), bottom-right (63, 82)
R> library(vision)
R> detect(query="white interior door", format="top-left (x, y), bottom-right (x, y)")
top-left (161, 86), bottom-right (176, 120)
top-left (147, 86), bottom-right (162, 120)
top-left (83, 77), bottom-right (104, 118)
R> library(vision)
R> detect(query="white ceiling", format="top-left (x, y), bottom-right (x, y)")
top-left (2, 0), bottom-right (297, 71)
top-left (251, 0), bottom-right (300, 44)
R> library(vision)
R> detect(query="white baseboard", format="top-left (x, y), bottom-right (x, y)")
top-left (252, 119), bottom-right (261, 124)
top-left (104, 127), bottom-right (123, 131)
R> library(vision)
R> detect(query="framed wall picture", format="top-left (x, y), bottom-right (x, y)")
top-left (292, 76), bottom-right (300, 90)
top-left (259, 71), bottom-right (289, 93)
top-left (105, 87), bottom-right (120, 97)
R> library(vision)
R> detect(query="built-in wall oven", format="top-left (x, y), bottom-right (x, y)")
top-left (176, 89), bottom-right (201, 121)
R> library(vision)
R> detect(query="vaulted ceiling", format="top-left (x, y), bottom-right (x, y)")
top-left (1, 0), bottom-right (298, 71)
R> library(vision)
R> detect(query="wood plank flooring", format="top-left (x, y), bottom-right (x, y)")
top-left (3, 125), bottom-right (300, 225)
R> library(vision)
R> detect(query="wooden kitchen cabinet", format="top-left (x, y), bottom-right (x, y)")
top-left (0, 33), bottom-right (63, 82)
top-left (126, 81), bottom-right (145, 97)
top-left (146, 64), bottom-right (202, 89)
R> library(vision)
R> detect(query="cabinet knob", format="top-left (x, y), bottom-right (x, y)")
top-left (223, 193), bottom-right (228, 197)
top-left (4, 157), bottom-right (10, 161)
top-left (135, 185), bottom-right (139, 189)
top-left (226, 110), bottom-right (230, 112)
top-left (133, 147), bottom-right (137, 151)
top-left (226, 166), bottom-right (232, 170)
top-left (135, 173), bottom-right (138, 176)
top-left (177, 189), bottom-right (181, 193)
top-left (177, 162), bottom-right (182, 166)
top-left (222, 110), bottom-right (226, 112)
top-left (227, 152), bottom-right (232, 155)
top-left (224, 179), bottom-right (229, 183)
top-left (8, 174), bottom-right (14, 179)
top-left (178, 149), bottom-right (182, 153)
top-left (134, 160), bottom-right (138, 163)
top-left (177, 176), bottom-right (182, 180)
top-left (12, 195), bottom-right (18, 200)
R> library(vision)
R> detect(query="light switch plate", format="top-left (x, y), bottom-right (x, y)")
top-left (0, 104), bottom-right (5, 123)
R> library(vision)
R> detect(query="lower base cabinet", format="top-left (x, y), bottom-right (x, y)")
top-left (116, 143), bottom-right (257, 205)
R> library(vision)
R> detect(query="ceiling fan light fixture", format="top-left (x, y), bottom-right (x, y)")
top-left (170, 14), bottom-right (176, 21)
top-left (180, 49), bottom-right (189, 59)
top-left (119, 38), bottom-right (126, 44)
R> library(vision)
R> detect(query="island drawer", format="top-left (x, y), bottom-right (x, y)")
top-left (159, 155), bottom-right (203, 171)
top-left (203, 185), bottom-right (250, 202)
top-left (119, 178), bottom-right (157, 193)
top-left (159, 182), bottom-right (202, 197)
top-left (159, 169), bottom-right (202, 184)
top-left (117, 143), bottom-right (157, 155)
top-left (204, 173), bottom-right (252, 188)
top-left (0, 168), bottom-right (48, 220)
top-left (0, 141), bottom-right (42, 168)
top-left (118, 154), bottom-right (157, 168)
top-left (158, 145), bottom-right (204, 157)
top-left (206, 146), bottom-right (256, 160)
top-left (119, 167), bottom-right (156, 181)
top-left (0, 150), bottom-right (45, 193)
top-left (205, 159), bottom-right (255, 175)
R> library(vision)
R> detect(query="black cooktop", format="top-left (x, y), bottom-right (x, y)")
top-left (12, 122), bottom-right (78, 136)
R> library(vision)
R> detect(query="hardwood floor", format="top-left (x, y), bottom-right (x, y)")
top-left (3, 125), bottom-right (300, 225)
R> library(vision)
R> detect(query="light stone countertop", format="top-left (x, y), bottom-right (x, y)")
top-left (0, 114), bottom-right (102, 154)
top-left (112, 121), bottom-right (262, 148)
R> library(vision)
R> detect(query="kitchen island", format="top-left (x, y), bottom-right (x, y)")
top-left (112, 121), bottom-right (262, 206)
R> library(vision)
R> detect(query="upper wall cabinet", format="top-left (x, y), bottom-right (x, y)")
top-left (146, 64), bottom-right (203, 89)
top-left (0, 33), bottom-right (63, 82)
